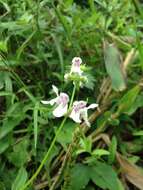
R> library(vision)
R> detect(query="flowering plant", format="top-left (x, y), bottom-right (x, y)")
top-left (41, 57), bottom-right (98, 126)
top-left (23, 57), bottom-right (99, 190)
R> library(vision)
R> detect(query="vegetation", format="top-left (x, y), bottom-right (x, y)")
top-left (0, 0), bottom-right (143, 189)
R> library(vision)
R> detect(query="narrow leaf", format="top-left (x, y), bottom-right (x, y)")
top-left (108, 136), bottom-right (117, 164)
top-left (34, 102), bottom-right (39, 149)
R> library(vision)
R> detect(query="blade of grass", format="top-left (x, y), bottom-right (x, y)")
top-left (51, 34), bottom-right (64, 78)
top-left (34, 102), bottom-right (39, 150)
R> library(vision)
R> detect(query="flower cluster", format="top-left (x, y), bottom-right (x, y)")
top-left (64, 57), bottom-right (88, 87)
top-left (41, 57), bottom-right (98, 127)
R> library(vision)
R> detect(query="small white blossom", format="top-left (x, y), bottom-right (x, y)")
top-left (64, 57), bottom-right (87, 88)
top-left (41, 85), bottom-right (69, 117)
top-left (69, 101), bottom-right (98, 127)
top-left (70, 57), bottom-right (83, 75)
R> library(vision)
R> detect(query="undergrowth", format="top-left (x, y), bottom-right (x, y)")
top-left (0, 0), bottom-right (143, 190)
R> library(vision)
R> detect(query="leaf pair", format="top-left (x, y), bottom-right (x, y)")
top-left (69, 162), bottom-right (123, 190)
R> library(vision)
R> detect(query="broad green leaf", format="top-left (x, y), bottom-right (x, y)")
top-left (70, 164), bottom-right (90, 190)
top-left (0, 115), bottom-right (25, 140)
top-left (12, 167), bottom-right (28, 190)
top-left (104, 42), bottom-right (126, 91)
top-left (90, 161), bottom-right (121, 190)
top-left (117, 85), bottom-right (140, 114)
top-left (90, 167), bottom-right (107, 189)
top-left (56, 121), bottom-right (76, 149)
top-left (8, 138), bottom-right (29, 167)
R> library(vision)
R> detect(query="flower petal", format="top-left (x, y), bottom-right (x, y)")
top-left (70, 66), bottom-right (82, 75)
top-left (53, 104), bottom-right (68, 117)
top-left (69, 110), bottom-right (81, 123)
top-left (52, 85), bottom-right (59, 96)
top-left (41, 98), bottom-right (57, 106)
top-left (64, 73), bottom-right (69, 80)
top-left (80, 109), bottom-right (90, 127)
top-left (87, 103), bottom-right (98, 110)
top-left (72, 57), bottom-right (82, 65)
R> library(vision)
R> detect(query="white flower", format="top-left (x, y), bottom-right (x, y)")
top-left (70, 57), bottom-right (83, 75)
top-left (64, 57), bottom-right (86, 87)
top-left (41, 85), bottom-right (69, 117)
top-left (69, 101), bottom-right (98, 127)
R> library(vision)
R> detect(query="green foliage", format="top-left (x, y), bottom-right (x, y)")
top-left (69, 164), bottom-right (90, 190)
top-left (108, 136), bottom-right (117, 164)
top-left (69, 162), bottom-right (124, 190)
top-left (12, 167), bottom-right (28, 190)
top-left (8, 138), bottom-right (29, 167)
top-left (104, 42), bottom-right (126, 91)
top-left (117, 85), bottom-right (141, 114)
top-left (0, 0), bottom-right (143, 189)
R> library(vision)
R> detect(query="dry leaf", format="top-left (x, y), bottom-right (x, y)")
top-left (117, 153), bottom-right (143, 190)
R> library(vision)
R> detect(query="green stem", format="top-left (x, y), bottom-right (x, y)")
top-left (78, 124), bottom-right (86, 140)
top-left (21, 85), bottom-right (76, 190)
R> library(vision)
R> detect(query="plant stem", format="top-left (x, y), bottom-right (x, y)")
top-left (49, 124), bottom-right (80, 190)
top-left (21, 85), bottom-right (76, 190)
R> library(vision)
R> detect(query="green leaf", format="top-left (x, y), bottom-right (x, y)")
top-left (0, 136), bottom-right (11, 154)
top-left (117, 179), bottom-right (125, 190)
top-left (77, 137), bottom-right (92, 154)
top-left (108, 136), bottom-right (117, 164)
top-left (88, 0), bottom-right (95, 12)
top-left (127, 95), bottom-right (143, 115)
top-left (8, 138), bottom-right (29, 167)
top-left (0, 40), bottom-right (8, 53)
top-left (52, 34), bottom-right (64, 77)
top-left (92, 149), bottom-right (110, 156)
top-left (133, 130), bottom-right (143, 136)
top-left (117, 85), bottom-right (140, 114)
top-left (70, 164), bottom-right (90, 190)
top-left (90, 161), bottom-right (120, 190)
top-left (0, 115), bottom-right (25, 140)
top-left (33, 102), bottom-right (39, 149)
top-left (104, 42), bottom-right (126, 91)
top-left (12, 167), bottom-right (28, 190)
top-left (0, 102), bottom-right (26, 140)
top-left (56, 121), bottom-right (76, 149)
